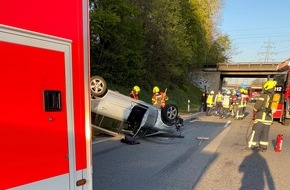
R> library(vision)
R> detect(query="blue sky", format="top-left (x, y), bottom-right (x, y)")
top-left (220, 0), bottom-right (290, 63)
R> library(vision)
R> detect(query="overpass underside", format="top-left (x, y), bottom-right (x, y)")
top-left (189, 63), bottom-right (287, 93)
top-left (221, 71), bottom-right (286, 78)
top-left (218, 63), bottom-right (287, 78)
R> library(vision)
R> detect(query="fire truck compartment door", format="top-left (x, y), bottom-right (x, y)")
top-left (0, 25), bottom-right (74, 190)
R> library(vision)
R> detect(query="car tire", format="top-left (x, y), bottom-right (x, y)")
top-left (161, 103), bottom-right (178, 123)
top-left (90, 76), bottom-right (107, 97)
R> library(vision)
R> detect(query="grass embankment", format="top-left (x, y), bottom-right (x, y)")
top-left (108, 80), bottom-right (202, 113)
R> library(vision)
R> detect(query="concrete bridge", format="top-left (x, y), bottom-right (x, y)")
top-left (189, 62), bottom-right (287, 93)
top-left (217, 62), bottom-right (285, 77)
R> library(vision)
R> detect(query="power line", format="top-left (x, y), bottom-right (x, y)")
top-left (232, 40), bottom-right (290, 45)
top-left (224, 26), bottom-right (290, 62)
top-left (231, 34), bottom-right (290, 40)
top-left (276, 48), bottom-right (290, 53)
top-left (222, 26), bottom-right (290, 32)
top-left (256, 39), bottom-right (277, 63)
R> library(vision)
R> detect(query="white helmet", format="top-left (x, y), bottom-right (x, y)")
top-left (210, 90), bottom-right (214, 95)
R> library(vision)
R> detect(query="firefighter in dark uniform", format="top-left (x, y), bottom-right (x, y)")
top-left (247, 80), bottom-right (276, 152)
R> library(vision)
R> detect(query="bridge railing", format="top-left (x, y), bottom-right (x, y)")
top-left (217, 62), bottom-right (279, 71)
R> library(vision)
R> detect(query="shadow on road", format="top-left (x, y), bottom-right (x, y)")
top-left (239, 150), bottom-right (275, 190)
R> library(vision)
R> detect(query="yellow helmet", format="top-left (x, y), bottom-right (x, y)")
top-left (133, 86), bottom-right (140, 93)
top-left (263, 80), bottom-right (276, 91)
top-left (153, 86), bottom-right (160, 93)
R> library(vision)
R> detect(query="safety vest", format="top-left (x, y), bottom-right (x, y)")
top-left (206, 94), bottom-right (214, 107)
top-left (222, 95), bottom-right (230, 108)
top-left (215, 93), bottom-right (223, 102)
top-left (240, 94), bottom-right (247, 107)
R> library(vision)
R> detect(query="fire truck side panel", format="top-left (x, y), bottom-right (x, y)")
top-left (0, 26), bottom-right (75, 190)
top-left (273, 103), bottom-right (283, 119)
top-left (0, 0), bottom-right (91, 189)
top-left (274, 59), bottom-right (290, 124)
top-left (271, 84), bottom-right (283, 120)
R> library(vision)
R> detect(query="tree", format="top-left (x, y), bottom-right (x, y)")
top-left (206, 34), bottom-right (232, 64)
top-left (89, 0), bottom-right (228, 88)
top-left (90, 0), bottom-right (145, 85)
top-left (249, 78), bottom-right (267, 87)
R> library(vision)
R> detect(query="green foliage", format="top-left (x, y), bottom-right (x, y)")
top-left (90, 0), bottom-right (145, 86)
top-left (106, 77), bottom-right (202, 113)
top-left (89, 0), bottom-right (229, 97)
top-left (249, 78), bottom-right (266, 87)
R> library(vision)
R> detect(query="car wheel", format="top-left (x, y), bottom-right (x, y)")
top-left (161, 103), bottom-right (178, 123)
top-left (90, 76), bottom-right (107, 97)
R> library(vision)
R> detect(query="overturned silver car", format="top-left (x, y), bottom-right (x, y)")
top-left (90, 76), bottom-right (181, 136)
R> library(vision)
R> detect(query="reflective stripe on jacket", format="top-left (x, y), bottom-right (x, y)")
top-left (253, 94), bottom-right (273, 124)
top-left (152, 92), bottom-right (168, 108)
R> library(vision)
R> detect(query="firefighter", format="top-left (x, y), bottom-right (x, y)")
top-left (220, 90), bottom-right (231, 118)
top-left (199, 92), bottom-right (207, 112)
top-left (129, 86), bottom-right (140, 100)
top-left (235, 91), bottom-right (244, 119)
top-left (230, 90), bottom-right (237, 118)
top-left (240, 88), bottom-right (249, 118)
top-left (247, 80), bottom-right (277, 152)
top-left (152, 86), bottom-right (168, 108)
top-left (214, 90), bottom-right (223, 116)
top-left (206, 90), bottom-right (215, 116)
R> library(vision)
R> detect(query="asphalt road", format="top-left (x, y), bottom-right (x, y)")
top-left (195, 104), bottom-right (290, 190)
top-left (92, 112), bottom-right (230, 190)
top-left (92, 104), bottom-right (290, 190)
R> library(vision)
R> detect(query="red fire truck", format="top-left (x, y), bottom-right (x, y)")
top-left (275, 59), bottom-right (290, 125)
top-left (248, 86), bottom-right (263, 102)
top-left (0, 1), bottom-right (92, 190)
